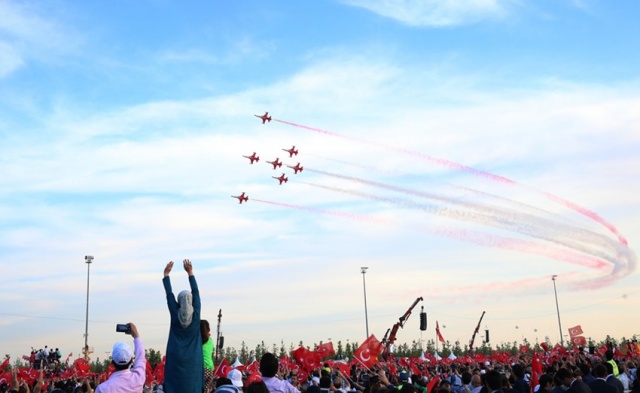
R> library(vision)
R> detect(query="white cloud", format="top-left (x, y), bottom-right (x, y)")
top-left (0, 0), bottom-right (81, 77)
top-left (342, 0), bottom-right (509, 27)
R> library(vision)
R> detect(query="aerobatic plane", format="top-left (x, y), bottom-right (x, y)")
top-left (254, 112), bottom-right (272, 124)
top-left (266, 158), bottom-right (282, 170)
top-left (282, 145), bottom-right (298, 157)
top-left (231, 192), bottom-right (249, 204)
top-left (272, 173), bottom-right (288, 185)
top-left (287, 163), bottom-right (303, 174)
top-left (243, 152), bottom-right (259, 164)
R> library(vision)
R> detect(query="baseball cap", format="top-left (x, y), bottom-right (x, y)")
top-left (112, 342), bottom-right (133, 365)
top-left (228, 369), bottom-right (244, 388)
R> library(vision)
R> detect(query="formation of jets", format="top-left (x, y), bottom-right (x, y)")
top-left (234, 112), bottom-right (305, 203)
top-left (254, 112), bottom-right (272, 124)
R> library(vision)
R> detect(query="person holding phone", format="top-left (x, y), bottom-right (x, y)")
top-left (95, 322), bottom-right (145, 393)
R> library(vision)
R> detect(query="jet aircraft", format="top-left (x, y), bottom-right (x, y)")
top-left (272, 173), bottom-right (288, 185)
top-left (287, 163), bottom-right (303, 174)
top-left (231, 192), bottom-right (249, 204)
top-left (266, 158), bottom-right (282, 169)
top-left (254, 112), bottom-right (272, 124)
top-left (243, 152), bottom-right (259, 164)
top-left (282, 145), bottom-right (298, 157)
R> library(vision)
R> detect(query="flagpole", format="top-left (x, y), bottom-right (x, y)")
top-left (361, 267), bottom-right (369, 338)
top-left (552, 275), bottom-right (564, 347)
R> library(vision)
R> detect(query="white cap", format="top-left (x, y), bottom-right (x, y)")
top-left (228, 369), bottom-right (243, 388)
top-left (112, 342), bottom-right (133, 365)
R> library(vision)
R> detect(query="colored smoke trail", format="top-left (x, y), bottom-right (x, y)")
top-left (251, 198), bottom-right (390, 225)
top-left (305, 168), bottom-right (623, 264)
top-left (275, 118), bottom-right (628, 246)
top-left (298, 180), bottom-right (610, 272)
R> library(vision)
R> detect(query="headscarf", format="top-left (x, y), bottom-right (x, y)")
top-left (177, 290), bottom-right (193, 329)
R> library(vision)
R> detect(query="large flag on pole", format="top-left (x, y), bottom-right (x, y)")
top-left (436, 321), bottom-right (446, 343)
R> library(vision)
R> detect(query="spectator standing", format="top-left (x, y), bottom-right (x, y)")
top-left (162, 260), bottom-right (203, 393)
top-left (95, 322), bottom-right (146, 393)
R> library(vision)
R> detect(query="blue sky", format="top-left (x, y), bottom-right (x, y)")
top-left (1, 0), bottom-right (639, 362)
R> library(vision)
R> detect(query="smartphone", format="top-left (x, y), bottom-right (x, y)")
top-left (116, 323), bottom-right (131, 333)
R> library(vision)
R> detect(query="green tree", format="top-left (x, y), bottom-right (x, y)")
top-left (146, 348), bottom-right (163, 369)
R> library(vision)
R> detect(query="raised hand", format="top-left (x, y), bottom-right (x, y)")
top-left (183, 259), bottom-right (193, 276)
top-left (164, 261), bottom-right (174, 277)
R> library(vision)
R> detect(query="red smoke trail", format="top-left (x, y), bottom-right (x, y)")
top-left (274, 118), bottom-right (628, 245)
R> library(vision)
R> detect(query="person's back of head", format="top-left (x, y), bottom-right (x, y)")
top-left (512, 364), bottom-right (525, 379)
top-left (539, 374), bottom-right (553, 391)
top-left (579, 364), bottom-right (591, 376)
top-left (593, 364), bottom-right (607, 379)
top-left (216, 378), bottom-right (233, 388)
top-left (259, 352), bottom-right (278, 378)
top-left (486, 370), bottom-right (502, 391)
top-left (604, 362), bottom-right (614, 376)
top-left (605, 350), bottom-right (614, 361)
top-left (214, 384), bottom-right (240, 393)
top-left (462, 372), bottom-right (473, 386)
top-left (246, 381), bottom-right (269, 393)
top-left (320, 376), bottom-right (332, 389)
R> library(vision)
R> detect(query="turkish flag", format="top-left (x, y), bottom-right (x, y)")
top-left (427, 376), bottom-right (440, 393)
top-left (316, 342), bottom-right (335, 360)
top-left (519, 345), bottom-right (530, 354)
top-left (73, 358), bottom-right (91, 376)
top-left (0, 357), bottom-right (9, 370)
top-left (154, 356), bottom-right (165, 384)
top-left (246, 372), bottom-right (262, 386)
top-left (353, 334), bottom-right (383, 369)
top-left (540, 343), bottom-right (549, 352)
top-left (213, 358), bottom-right (230, 379)
top-left (145, 359), bottom-right (155, 388)
top-left (552, 343), bottom-right (566, 355)
top-left (571, 336), bottom-right (587, 347)
top-left (436, 321), bottom-right (446, 343)
top-left (246, 360), bottom-right (260, 375)
top-left (530, 352), bottom-right (543, 393)
top-left (292, 347), bottom-right (321, 372)
top-left (597, 345), bottom-right (607, 356)
top-left (410, 362), bottom-right (422, 377)
top-left (568, 325), bottom-right (583, 338)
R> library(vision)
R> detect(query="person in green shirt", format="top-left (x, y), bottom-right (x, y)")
top-left (201, 319), bottom-right (216, 393)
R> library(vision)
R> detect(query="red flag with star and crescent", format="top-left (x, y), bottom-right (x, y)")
top-left (568, 325), bottom-right (583, 338)
top-left (292, 347), bottom-right (321, 372)
top-left (213, 358), bottom-right (230, 379)
top-left (316, 342), bottom-right (335, 360)
top-left (353, 334), bottom-right (383, 369)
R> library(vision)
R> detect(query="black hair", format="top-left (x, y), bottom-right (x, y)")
top-left (259, 353), bottom-right (278, 378)
top-left (200, 320), bottom-right (211, 345)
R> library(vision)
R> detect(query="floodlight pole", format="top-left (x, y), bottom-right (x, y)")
top-left (84, 255), bottom-right (94, 360)
top-left (361, 267), bottom-right (369, 338)
top-left (552, 275), bottom-right (564, 346)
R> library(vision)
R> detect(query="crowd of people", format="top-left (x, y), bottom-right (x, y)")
top-left (2, 260), bottom-right (639, 393)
